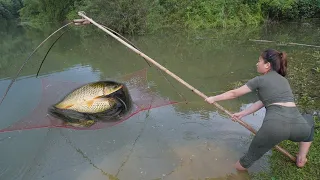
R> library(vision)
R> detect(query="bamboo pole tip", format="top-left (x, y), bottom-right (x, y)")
top-left (78, 11), bottom-right (86, 16)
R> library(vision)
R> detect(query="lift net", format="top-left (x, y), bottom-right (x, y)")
top-left (0, 68), bottom-right (182, 132)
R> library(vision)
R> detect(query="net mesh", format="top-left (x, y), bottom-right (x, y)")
top-left (0, 68), bottom-right (181, 132)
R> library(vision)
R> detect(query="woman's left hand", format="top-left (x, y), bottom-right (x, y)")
top-left (205, 96), bottom-right (216, 104)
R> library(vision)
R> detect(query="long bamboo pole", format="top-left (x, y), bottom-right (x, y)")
top-left (77, 11), bottom-right (296, 162)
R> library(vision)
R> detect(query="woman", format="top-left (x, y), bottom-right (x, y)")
top-left (205, 49), bottom-right (314, 171)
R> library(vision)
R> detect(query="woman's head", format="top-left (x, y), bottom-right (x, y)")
top-left (256, 49), bottom-right (288, 76)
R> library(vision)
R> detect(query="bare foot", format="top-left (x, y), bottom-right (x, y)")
top-left (234, 160), bottom-right (248, 171)
top-left (296, 154), bottom-right (308, 168)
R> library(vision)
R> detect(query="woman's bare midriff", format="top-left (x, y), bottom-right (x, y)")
top-left (270, 102), bottom-right (296, 107)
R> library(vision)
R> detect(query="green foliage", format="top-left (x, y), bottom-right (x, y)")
top-left (0, 2), bottom-right (13, 20)
top-left (0, 0), bottom-right (23, 20)
top-left (9, 0), bottom-right (320, 34)
top-left (157, 0), bottom-right (264, 29)
top-left (259, 0), bottom-right (320, 20)
top-left (68, 0), bottom-right (158, 35)
top-left (258, 0), bottom-right (296, 20)
top-left (148, 0), bottom-right (320, 30)
top-left (19, 0), bottom-right (76, 25)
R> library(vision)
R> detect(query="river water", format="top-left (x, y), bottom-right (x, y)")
top-left (0, 19), bottom-right (319, 180)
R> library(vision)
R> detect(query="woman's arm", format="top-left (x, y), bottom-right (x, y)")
top-left (241, 100), bottom-right (264, 116)
top-left (231, 100), bottom-right (264, 121)
top-left (205, 85), bottom-right (252, 103)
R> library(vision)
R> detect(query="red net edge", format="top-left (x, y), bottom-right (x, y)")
top-left (0, 68), bottom-right (182, 133)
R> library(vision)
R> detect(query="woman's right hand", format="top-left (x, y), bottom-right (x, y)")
top-left (231, 111), bottom-right (246, 122)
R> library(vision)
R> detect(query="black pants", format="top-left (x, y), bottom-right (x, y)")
top-left (239, 105), bottom-right (315, 168)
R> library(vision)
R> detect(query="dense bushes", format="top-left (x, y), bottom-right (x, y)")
top-left (68, 0), bottom-right (156, 34)
top-left (67, 0), bottom-right (320, 33)
top-left (3, 0), bottom-right (320, 34)
top-left (19, 0), bottom-right (75, 25)
top-left (259, 0), bottom-right (320, 20)
top-left (0, 0), bottom-right (23, 20)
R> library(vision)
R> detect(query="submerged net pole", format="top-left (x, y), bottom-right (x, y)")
top-left (77, 11), bottom-right (296, 162)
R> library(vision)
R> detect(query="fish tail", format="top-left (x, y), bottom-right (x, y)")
top-left (48, 106), bottom-right (89, 123)
top-left (93, 96), bottom-right (132, 122)
top-left (115, 96), bottom-right (127, 112)
top-left (90, 103), bottom-right (123, 122)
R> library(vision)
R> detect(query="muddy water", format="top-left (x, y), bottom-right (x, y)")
top-left (0, 20), bottom-right (319, 180)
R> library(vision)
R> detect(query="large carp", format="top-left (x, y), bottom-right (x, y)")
top-left (48, 81), bottom-right (132, 127)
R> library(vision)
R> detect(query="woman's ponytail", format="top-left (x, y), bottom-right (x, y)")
top-left (279, 51), bottom-right (287, 77)
top-left (261, 49), bottom-right (288, 77)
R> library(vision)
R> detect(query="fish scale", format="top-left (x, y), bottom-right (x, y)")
top-left (67, 98), bottom-right (117, 113)
top-left (55, 83), bottom-right (107, 109)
